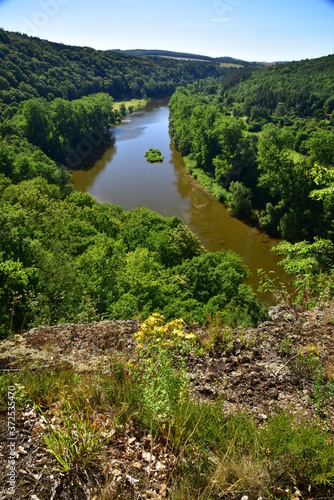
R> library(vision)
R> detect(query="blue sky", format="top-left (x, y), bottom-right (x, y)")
top-left (0, 0), bottom-right (333, 61)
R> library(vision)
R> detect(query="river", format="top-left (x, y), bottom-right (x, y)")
top-left (71, 99), bottom-right (289, 304)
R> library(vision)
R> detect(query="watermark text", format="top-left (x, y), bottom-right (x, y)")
top-left (7, 386), bottom-right (17, 495)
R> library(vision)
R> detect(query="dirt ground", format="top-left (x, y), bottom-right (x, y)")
top-left (0, 304), bottom-right (333, 499)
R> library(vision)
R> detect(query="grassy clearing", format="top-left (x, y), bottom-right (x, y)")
top-left (1, 317), bottom-right (334, 498)
top-left (219, 63), bottom-right (244, 68)
top-left (113, 98), bottom-right (148, 113)
top-left (289, 148), bottom-right (306, 162)
top-left (1, 359), bottom-right (334, 497)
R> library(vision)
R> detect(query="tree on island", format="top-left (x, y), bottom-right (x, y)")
top-left (144, 149), bottom-right (164, 163)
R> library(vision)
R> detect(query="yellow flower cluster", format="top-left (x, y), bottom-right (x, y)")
top-left (134, 314), bottom-right (196, 348)
top-left (302, 344), bottom-right (320, 357)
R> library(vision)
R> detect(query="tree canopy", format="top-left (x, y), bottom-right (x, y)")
top-left (169, 55), bottom-right (334, 241)
top-left (0, 29), bottom-right (269, 336)
top-left (0, 28), bottom-right (234, 116)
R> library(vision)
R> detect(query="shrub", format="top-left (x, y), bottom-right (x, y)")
top-left (144, 148), bottom-right (164, 163)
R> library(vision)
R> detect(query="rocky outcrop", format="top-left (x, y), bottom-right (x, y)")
top-left (1, 304), bottom-right (333, 424)
top-left (0, 303), bottom-right (333, 499)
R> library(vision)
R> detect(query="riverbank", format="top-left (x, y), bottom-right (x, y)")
top-left (66, 98), bottom-right (149, 171)
top-left (182, 152), bottom-right (261, 227)
top-left (183, 153), bottom-right (228, 201)
top-left (70, 99), bottom-right (289, 303)
top-left (113, 97), bottom-right (148, 114)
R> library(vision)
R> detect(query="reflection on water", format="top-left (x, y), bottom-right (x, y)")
top-left (70, 99), bottom-right (290, 304)
top-left (70, 143), bottom-right (117, 193)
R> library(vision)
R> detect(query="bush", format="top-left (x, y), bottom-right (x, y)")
top-left (144, 148), bottom-right (164, 163)
top-left (227, 181), bottom-right (253, 218)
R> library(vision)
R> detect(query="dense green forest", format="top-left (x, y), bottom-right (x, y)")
top-left (0, 28), bottom-right (231, 113)
top-left (114, 49), bottom-right (254, 68)
top-left (0, 29), bottom-right (268, 337)
top-left (169, 55), bottom-right (334, 242)
top-left (0, 179), bottom-right (267, 337)
top-left (1, 24), bottom-right (334, 500)
top-left (1, 27), bottom-right (333, 337)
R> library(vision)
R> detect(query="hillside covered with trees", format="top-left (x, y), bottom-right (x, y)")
top-left (1, 27), bottom-right (334, 500)
top-left (0, 29), bottom-right (268, 338)
top-left (0, 28), bottom-right (333, 335)
top-left (0, 28), bottom-right (230, 114)
top-left (169, 55), bottom-right (334, 243)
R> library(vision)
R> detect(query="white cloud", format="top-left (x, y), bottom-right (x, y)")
top-left (213, 17), bottom-right (231, 22)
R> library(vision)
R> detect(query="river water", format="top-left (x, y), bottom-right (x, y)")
top-left (71, 99), bottom-right (289, 304)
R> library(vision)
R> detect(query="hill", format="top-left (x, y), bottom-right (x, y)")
top-left (0, 27), bottom-right (270, 337)
top-left (0, 28), bottom-right (231, 116)
top-left (0, 26), bottom-right (334, 500)
top-left (113, 48), bottom-right (214, 61)
top-left (169, 54), bottom-right (334, 242)
top-left (112, 49), bottom-right (262, 69)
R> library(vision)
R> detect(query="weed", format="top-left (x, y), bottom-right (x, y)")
top-left (312, 371), bottom-right (334, 416)
top-left (170, 408), bottom-right (334, 497)
top-left (290, 346), bottom-right (322, 379)
top-left (134, 314), bottom-right (196, 352)
top-left (281, 336), bottom-right (292, 356)
top-left (0, 366), bottom-right (76, 411)
top-left (139, 345), bottom-right (189, 428)
top-left (258, 268), bottom-right (292, 305)
top-left (42, 399), bottom-right (110, 473)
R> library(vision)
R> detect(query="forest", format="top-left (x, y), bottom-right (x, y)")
top-left (0, 28), bottom-right (232, 113)
top-left (0, 29), bottom-right (268, 337)
top-left (1, 27), bottom-right (334, 500)
top-left (169, 55), bottom-right (334, 243)
top-left (0, 28), bottom-right (333, 337)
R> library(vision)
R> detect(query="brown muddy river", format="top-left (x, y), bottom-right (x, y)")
top-left (71, 99), bottom-right (290, 304)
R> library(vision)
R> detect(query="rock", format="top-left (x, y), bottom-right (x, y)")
top-left (32, 421), bottom-right (46, 435)
top-left (23, 408), bottom-right (36, 419)
top-left (126, 474), bottom-right (139, 485)
top-left (142, 451), bottom-right (156, 463)
top-left (199, 383), bottom-right (215, 395)
top-left (111, 468), bottom-right (122, 477)
top-left (268, 304), bottom-right (294, 322)
top-left (36, 456), bottom-right (49, 466)
top-left (155, 461), bottom-right (166, 471)
top-left (160, 483), bottom-right (167, 498)
top-left (267, 388), bottom-right (279, 399)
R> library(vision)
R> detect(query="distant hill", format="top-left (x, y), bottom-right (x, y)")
top-left (113, 48), bottom-right (214, 61)
top-left (0, 29), bottom-right (236, 112)
top-left (112, 49), bottom-right (257, 68)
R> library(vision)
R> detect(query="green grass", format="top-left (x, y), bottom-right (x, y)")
top-left (219, 63), bottom-right (244, 68)
top-left (183, 154), bottom-right (228, 202)
top-left (42, 399), bottom-right (108, 473)
top-left (1, 345), bottom-right (334, 498)
top-left (289, 148), bottom-right (306, 162)
top-left (113, 98), bottom-right (147, 113)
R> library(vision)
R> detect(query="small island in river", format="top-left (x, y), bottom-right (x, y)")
top-left (144, 148), bottom-right (164, 163)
